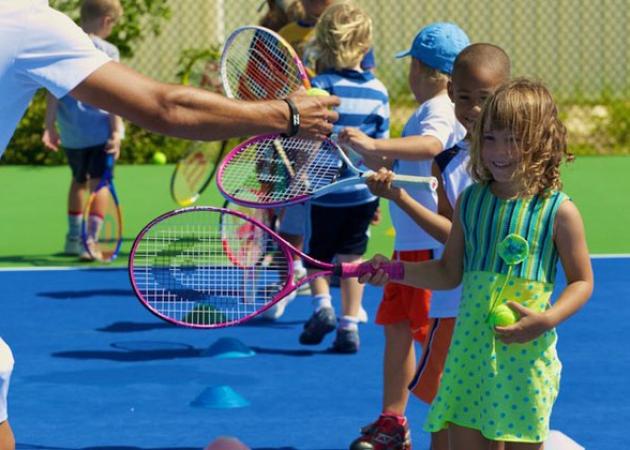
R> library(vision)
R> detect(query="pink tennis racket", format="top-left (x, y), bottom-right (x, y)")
top-left (128, 206), bottom-right (403, 328)
top-left (216, 134), bottom-right (438, 208)
top-left (220, 25), bottom-right (311, 100)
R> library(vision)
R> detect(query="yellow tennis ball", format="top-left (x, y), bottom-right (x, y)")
top-left (306, 87), bottom-right (330, 97)
top-left (489, 303), bottom-right (518, 328)
top-left (152, 151), bottom-right (167, 165)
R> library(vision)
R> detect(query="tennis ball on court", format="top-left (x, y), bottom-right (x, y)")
top-left (488, 304), bottom-right (518, 328)
top-left (306, 87), bottom-right (330, 97)
top-left (152, 151), bottom-right (167, 165)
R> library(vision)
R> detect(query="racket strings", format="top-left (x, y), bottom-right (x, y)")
top-left (220, 137), bottom-right (343, 205)
top-left (131, 210), bottom-right (290, 326)
top-left (225, 29), bottom-right (304, 100)
top-left (172, 142), bottom-right (221, 206)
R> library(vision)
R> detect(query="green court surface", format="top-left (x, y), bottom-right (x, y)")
top-left (0, 156), bottom-right (628, 268)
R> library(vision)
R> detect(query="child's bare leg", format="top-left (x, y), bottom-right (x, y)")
top-left (431, 428), bottom-right (449, 450)
top-left (505, 442), bottom-right (542, 450)
top-left (448, 423), bottom-right (491, 450)
top-left (0, 420), bottom-right (15, 450)
top-left (382, 320), bottom-right (415, 415)
top-left (68, 179), bottom-right (87, 213)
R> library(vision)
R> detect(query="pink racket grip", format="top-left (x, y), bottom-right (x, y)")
top-left (337, 261), bottom-right (405, 281)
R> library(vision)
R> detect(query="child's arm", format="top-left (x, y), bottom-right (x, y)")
top-left (339, 127), bottom-right (443, 161)
top-left (105, 114), bottom-right (124, 159)
top-left (360, 196), bottom-right (465, 290)
top-left (495, 200), bottom-right (594, 344)
top-left (366, 165), bottom-right (453, 243)
top-left (42, 93), bottom-right (61, 151)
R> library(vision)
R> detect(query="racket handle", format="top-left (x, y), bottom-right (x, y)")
top-left (391, 174), bottom-right (438, 191)
top-left (337, 261), bottom-right (405, 280)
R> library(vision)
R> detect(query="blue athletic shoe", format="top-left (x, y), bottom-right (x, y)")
top-left (330, 328), bottom-right (360, 354)
top-left (299, 307), bottom-right (336, 345)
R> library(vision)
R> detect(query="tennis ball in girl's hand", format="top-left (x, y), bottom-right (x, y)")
top-left (489, 303), bottom-right (518, 328)
top-left (152, 151), bottom-right (167, 165)
top-left (306, 87), bottom-right (330, 97)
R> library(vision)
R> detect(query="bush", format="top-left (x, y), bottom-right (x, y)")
top-left (2, 0), bottom-right (175, 165)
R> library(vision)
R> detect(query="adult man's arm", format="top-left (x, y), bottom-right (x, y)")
top-left (71, 61), bottom-right (340, 141)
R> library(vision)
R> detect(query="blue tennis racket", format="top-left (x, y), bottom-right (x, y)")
top-left (81, 153), bottom-right (123, 262)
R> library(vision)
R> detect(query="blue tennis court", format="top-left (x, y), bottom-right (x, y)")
top-left (1, 256), bottom-right (627, 449)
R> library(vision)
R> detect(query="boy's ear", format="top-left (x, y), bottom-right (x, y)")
top-left (447, 80), bottom-right (454, 102)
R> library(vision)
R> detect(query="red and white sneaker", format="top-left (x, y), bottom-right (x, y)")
top-left (349, 413), bottom-right (411, 450)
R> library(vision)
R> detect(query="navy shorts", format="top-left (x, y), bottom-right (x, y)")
top-left (64, 145), bottom-right (108, 183)
top-left (306, 200), bottom-right (379, 264)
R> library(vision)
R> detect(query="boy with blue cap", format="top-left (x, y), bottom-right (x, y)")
top-left (342, 22), bottom-right (469, 450)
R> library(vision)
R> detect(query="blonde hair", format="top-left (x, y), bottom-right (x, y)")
top-left (416, 58), bottom-right (450, 86)
top-left (313, 1), bottom-right (372, 71)
top-left (80, 0), bottom-right (123, 23)
top-left (469, 78), bottom-right (573, 196)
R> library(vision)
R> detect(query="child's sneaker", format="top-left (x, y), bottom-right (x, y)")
top-left (64, 234), bottom-right (83, 256)
top-left (261, 290), bottom-right (297, 320)
top-left (79, 239), bottom-right (102, 262)
top-left (349, 414), bottom-right (411, 450)
top-left (330, 328), bottom-right (360, 353)
top-left (299, 307), bottom-right (336, 345)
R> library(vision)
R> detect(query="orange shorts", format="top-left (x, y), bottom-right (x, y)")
top-left (408, 317), bottom-right (455, 404)
top-left (375, 249), bottom-right (433, 343)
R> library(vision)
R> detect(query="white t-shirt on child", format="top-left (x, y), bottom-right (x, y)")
top-left (430, 141), bottom-right (473, 318)
top-left (0, 0), bottom-right (111, 154)
top-left (389, 93), bottom-right (466, 251)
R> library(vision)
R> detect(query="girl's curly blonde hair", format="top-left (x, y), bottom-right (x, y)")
top-left (469, 78), bottom-right (574, 197)
top-left (313, 1), bottom-right (372, 72)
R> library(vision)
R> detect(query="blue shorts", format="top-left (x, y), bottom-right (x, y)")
top-left (306, 200), bottom-right (378, 264)
top-left (277, 202), bottom-right (309, 237)
top-left (64, 144), bottom-right (108, 183)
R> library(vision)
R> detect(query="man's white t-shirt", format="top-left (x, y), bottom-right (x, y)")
top-left (0, 338), bottom-right (14, 422)
top-left (389, 94), bottom-right (466, 251)
top-left (0, 0), bottom-right (111, 154)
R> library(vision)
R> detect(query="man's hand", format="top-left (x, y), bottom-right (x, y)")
top-left (288, 90), bottom-right (340, 140)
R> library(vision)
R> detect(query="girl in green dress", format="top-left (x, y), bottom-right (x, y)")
top-left (361, 78), bottom-right (594, 449)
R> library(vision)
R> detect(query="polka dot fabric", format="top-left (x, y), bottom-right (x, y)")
top-left (423, 272), bottom-right (561, 442)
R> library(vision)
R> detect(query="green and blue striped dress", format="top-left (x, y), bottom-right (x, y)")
top-left (424, 183), bottom-right (569, 443)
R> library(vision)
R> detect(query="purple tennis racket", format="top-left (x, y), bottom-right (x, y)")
top-left (216, 134), bottom-right (438, 208)
top-left (128, 206), bottom-right (403, 328)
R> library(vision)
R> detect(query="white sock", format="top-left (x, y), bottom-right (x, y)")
top-left (293, 259), bottom-right (306, 276)
top-left (339, 315), bottom-right (359, 331)
top-left (87, 214), bottom-right (104, 241)
top-left (312, 294), bottom-right (332, 312)
top-left (68, 213), bottom-right (82, 238)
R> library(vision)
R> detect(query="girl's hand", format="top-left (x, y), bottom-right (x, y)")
top-left (494, 301), bottom-right (553, 344)
top-left (358, 254), bottom-right (392, 286)
top-left (338, 127), bottom-right (376, 154)
top-left (366, 167), bottom-right (403, 201)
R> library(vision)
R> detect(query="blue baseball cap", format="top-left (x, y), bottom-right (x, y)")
top-left (395, 22), bottom-right (470, 74)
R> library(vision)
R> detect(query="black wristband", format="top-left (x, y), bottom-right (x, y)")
top-left (281, 98), bottom-right (300, 137)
